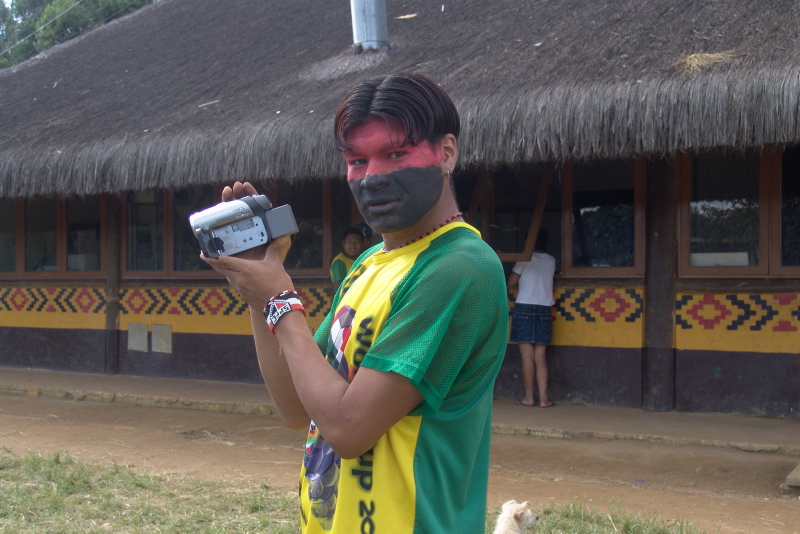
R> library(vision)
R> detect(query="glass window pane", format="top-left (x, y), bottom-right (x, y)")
top-left (572, 160), bottom-right (635, 267)
top-left (690, 150), bottom-right (760, 267)
top-left (280, 180), bottom-right (323, 270)
top-left (494, 164), bottom-right (541, 254)
top-left (781, 146), bottom-right (800, 266)
top-left (25, 198), bottom-right (57, 272)
top-left (173, 186), bottom-right (214, 271)
top-left (493, 163), bottom-right (562, 254)
top-left (0, 199), bottom-right (16, 272)
top-left (330, 178), bottom-right (369, 255)
top-left (67, 197), bottom-right (101, 271)
top-left (127, 191), bottom-right (163, 271)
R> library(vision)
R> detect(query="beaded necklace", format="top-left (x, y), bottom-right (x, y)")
top-left (382, 212), bottom-right (463, 253)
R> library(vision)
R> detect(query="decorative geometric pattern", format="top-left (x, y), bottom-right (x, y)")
top-left (1, 284), bottom-right (644, 346)
top-left (555, 288), bottom-right (643, 324)
top-left (0, 285), bottom-right (332, 320)
top-left (675, 293), bottom-right (800, 332)
top-left (299, 287), bottom-right (333, 318)
top-left (120, 288), bottom-right (247, 316)
top-left (0, 287), bottom-right (105, 314)
top-left (119, 286), bottom-right (332, 319)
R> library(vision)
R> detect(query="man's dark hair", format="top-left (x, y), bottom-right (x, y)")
top-left (334, 73), bottom-right (460, 152)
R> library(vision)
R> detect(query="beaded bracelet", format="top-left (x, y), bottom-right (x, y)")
top-left (264, 290), bottom-right (306, 334)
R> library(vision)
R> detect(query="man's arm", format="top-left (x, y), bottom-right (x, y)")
top-left (507, 271), bottom-right (520, 288)
top-left (248, 304), bottom-right (310, 428)
top-left (272, 311), bottom-right (423, 458)
top-left (203, 182), bottom-right (423, 458)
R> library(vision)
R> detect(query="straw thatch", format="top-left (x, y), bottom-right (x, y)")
top-left (2, 0), bottom-right (800, 198)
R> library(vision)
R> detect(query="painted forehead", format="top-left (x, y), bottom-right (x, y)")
top-left (343, 118), bottom-right (441, 180)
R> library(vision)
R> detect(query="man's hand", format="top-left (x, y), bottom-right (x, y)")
top-left (200, 181), bottom-right (293, 308)
top-left (222, 181), bottom-right (256, 202)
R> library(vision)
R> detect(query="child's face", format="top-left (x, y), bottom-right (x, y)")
top-left (342, 234), bottom-right (364, 258)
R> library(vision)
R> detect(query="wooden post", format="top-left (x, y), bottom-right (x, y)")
top-left (642, 158), bottom-right (677, 411)
top-left (104, 195), bottom-right (121, 374)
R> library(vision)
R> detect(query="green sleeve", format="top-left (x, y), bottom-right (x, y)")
top-left (361, 234), bottom-right (508, 412)
top-left (330, 257), bottom-right (348, 284)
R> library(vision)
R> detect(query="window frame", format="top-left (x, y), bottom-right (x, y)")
top-left (121, 188), bottom-right (225, 279)
top-left (120, 181), bottom-right (341, 280)
top-left (676, 149), bottom-right (786, 278)
top-left (467, 164), bottom-right (554, 264)
top-left (0, 196), bottom-right (107, 280)
top-left (560, 158), bottom-right (647, 278)
top-left (276, 180), bottom-right (334, 278)
top-left (768, 147), bottom-right (800, 277)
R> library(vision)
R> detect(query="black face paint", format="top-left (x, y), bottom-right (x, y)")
top-left (349, 165), bottom-right (443, 234)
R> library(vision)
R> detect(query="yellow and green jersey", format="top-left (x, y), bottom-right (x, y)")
top-left (329, 252), bottom-right (355, 285)
top-left (302, 222), bottom-right (508, 533)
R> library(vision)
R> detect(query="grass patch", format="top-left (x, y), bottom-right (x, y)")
top-left (0, 448), bottom-right (706, 533)
top-left (0, 447), bottom-right (297, 533)
top-left (510, 501), bottom-right (710, 533)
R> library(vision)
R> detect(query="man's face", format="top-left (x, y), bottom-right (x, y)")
top-left (342, 234), bottom-right (363, 258)
top-left (342, 118), bottom-right (443, 234)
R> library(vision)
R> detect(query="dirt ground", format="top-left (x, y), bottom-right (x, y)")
top-left (1, 394), bottom-right (798, 534)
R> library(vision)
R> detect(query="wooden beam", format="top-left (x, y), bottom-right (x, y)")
top-left (498, 162), bottom-right (552, 262)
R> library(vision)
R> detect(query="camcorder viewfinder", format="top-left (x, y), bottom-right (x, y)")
top-left (188, 195), bottom-right (299, 258)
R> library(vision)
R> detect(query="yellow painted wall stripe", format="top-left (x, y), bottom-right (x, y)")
top-left (550, 287), bottom-right (643, 348)
top-left (12, 286), bottom-right (799, 354)
top-left (675, 293), bottom-right (800, 353)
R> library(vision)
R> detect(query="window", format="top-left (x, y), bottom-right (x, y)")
top-left (25, 198), bottom-right (57, 272)
top-left (494, 163), bottom-right (559, 259)
top-left (0, 196), bottom-right (105, 279)
top-left (679, 147), bottom-right (798, 277)
top-left (280, 180), bottom-right (326, 272)
top-left (0, 198), bottom-right (17, 272)
top-left (329, 178), bottom-right (369, 260)
top-left (562, 158), bottom-right (645, 276)
top-left (172, 188), bottom-right (214, 272)
top-left (465, 158), bottom-right (645, 277)
top-left (125, 190), bottom-right (164, 272)
top-left (122, 181), bottom-right (358, 279)
top-left (125, 187), bottom-right (225, 277)
top-left (777, 146), bottom-right (800, 269)
top-left (67, 197), bottom-right (102, 271)
top-left (471, 163), bottom-right (563, 267)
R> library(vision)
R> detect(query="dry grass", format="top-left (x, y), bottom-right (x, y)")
top-left (0, 448), bottom-right (709, 534)
top-left (672, 50), bottom-right (741, 73)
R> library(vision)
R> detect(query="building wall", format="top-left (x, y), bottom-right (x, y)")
top-left (0, 284), bottom-right (331, 380)
top-left (495, 286), bottom-right (645, 408)
top-left (1, 284), bottom-right (798, 416)
top-left (0, 286), bottom-right (107, 372)
top-left (674, 292), bottom-right (800, 416)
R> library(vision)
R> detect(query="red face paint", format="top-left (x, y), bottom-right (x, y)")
top-left (342, 118), bottom-right (442, 181)
top-left (342, 119), bottom-right (445, 234)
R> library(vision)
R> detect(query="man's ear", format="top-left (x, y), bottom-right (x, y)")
top-left (440, 134), bottom-right (458, 171)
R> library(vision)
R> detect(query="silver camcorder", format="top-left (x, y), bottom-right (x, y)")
top-left (188, 195), bottom-right (298, 258)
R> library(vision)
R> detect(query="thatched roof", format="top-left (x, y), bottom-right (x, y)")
top-left (2, 0), bottom-right (800, 198)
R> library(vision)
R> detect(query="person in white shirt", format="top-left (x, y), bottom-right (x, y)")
top-left (507, 229), bottom-right (556, 408)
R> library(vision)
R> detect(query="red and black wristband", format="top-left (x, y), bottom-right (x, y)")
top-left (263, 290), bottom-right (306, 334)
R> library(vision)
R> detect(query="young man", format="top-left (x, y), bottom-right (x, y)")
top-left (203, 73), bottom-right (508, 533)
top-left (329, 226), bottom-right (364, 292)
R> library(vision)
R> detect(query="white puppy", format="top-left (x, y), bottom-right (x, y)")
top-left (492, 499), bottom-right (539, 534)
